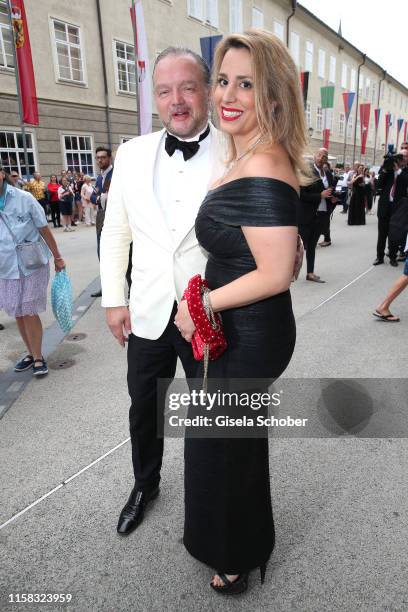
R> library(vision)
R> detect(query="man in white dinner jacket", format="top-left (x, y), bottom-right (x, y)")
top-left (100, 47), bottom-right (224, 536)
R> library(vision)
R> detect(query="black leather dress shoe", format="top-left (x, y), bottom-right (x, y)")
top-left (372, 258), bottom-right (384, 266)
top-left (389, 259), bottom-right (398, 267)
top-left (117, 485), bottom-right (159, 535)
top-left (91, 289), bottom-right (102, 297)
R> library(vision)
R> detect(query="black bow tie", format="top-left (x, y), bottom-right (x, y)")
top-left (165, 125), bottom-right (210, 161)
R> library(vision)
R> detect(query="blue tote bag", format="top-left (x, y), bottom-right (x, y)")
top-left (51, 270), bottom-right (73, 333)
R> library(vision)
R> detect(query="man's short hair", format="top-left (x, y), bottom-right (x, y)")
top-left (95, 146), bottom-right (112, 157)
top-left (153, 47), bottom-right (211, 86)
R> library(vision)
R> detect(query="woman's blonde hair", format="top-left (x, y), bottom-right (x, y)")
top-left (83, 175), bottom-right (92, 181)
top-left (212, 29), bottom-right (311, 184)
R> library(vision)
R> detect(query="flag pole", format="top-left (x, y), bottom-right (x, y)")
top-left (343, 116), bottom-right (348, 164)
top-left (131, 0), bottom-right (141, 136)
top-left (6, 0), bottom-right (30, 179)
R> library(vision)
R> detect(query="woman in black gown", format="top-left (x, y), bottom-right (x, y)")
top-left (175, 30), bottom-right (310, 595)
top-left (348, 165), bottom-right (366, 225)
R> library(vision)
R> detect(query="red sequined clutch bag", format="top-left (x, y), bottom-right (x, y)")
top-left (182, 274), bottom-right (227, 362)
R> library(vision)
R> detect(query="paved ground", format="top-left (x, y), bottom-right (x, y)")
top-left (1, 208), bottom-right (407, 612)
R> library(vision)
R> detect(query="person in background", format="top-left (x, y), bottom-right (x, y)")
top-left (25, 171), bottom-right (49, 219)
top-left (337, 163), bottom-right (352, 214)
top-left (81, 175), bottom-right (96, 226)
top-left (58, 177), bottom-right (75, 232)
top-left (364, 168), bottom-right (374, 214)
top-left (298, 148), bottom-right (334, 283)
top-left (0, 166), bottom-right (66, 376)
top-left (47, 175), bottom-right (62, 228)
top-left (73, 171), bottom-right (84, 223)
top-left (319, 160), bottom-right (338, 245)
top-left (9, 171), bottom-right (25, 190)
top-left (90, 146), bottom-right (113, 298)
top-left (373, 233), bottom-right (408, 322)
top-left (348, 164), bottom-right (366, 225)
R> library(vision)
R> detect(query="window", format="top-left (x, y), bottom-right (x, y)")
top-left (0, 2), bottom-right (14, 69)
top-left (318, 49), bottom-right (325, 79)
top-left (347, 115), bottom-right (353, 138)
top-left (305, 41), bottom-right (313, 72)
top-left (365, 77), bottom-right (370, 100)
top-left (52, 19), bottom-right (84, 83)
top-left (63, 135), bottom-right (94, 176)
top-left (339, 112), bottom-right (345, 138)
top-left (273, 20), bottom-right (284, 41)
top-left (188, 0), bottom-right (203, 19)
top-left (358, 73), bottom-right (363, 96)
top-left (371, 82), bottom-right (376, 104)
top-left (229, 0), bottom-right (242, 32)
top-left (329, 56), bottom-right (336, 84)
top-left (316, 105), bottom-right (323, 131)
top-left (114, 41), bottom-right (136, 94)
top-left (350, 68), bottom-right (356, 92)
top-left (341, 63), bottom-right (348, 88)
top-left (205, 0), bottom-right (219, 26)
top-left (252, 7), bottom-right (263, 28)
top-left (290, 32), bottom-right (299, 66)
top-left (305, 102), bottom-right (312, 128)
top-left (388, 87), bottom-right (391, 102)
top-left (0, 131), bottom-right (35, 178)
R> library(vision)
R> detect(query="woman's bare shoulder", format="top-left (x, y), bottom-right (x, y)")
top-left (241, 147), bottom-right (299, 194)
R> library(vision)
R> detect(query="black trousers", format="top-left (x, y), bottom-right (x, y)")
top-left (50, 201), bottom-right (61, 227)
top-left (299, 218), bottom-right (320, 274)
top-left (377, 215), bottom-right (398, 260)
top-left (317, 210), bottom-right (331, 242)
top-left (127, 303), bottom-right (199, 490)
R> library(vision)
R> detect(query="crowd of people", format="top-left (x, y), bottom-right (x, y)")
top-left (1, 27), bottom-right (407, 600)
top-left (10, 169), bottom-right (98, 230)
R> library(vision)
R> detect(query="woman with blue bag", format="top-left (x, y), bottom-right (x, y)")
top-left (0, 166), bottom-right (66, 376)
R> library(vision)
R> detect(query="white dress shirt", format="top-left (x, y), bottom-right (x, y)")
top-left (315, 164), bottom-right (329, 212)
top-left (154, 128), bottom-right (212, 246)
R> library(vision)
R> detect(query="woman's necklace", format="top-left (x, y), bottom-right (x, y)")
top-left (232, 136), bottom-right (264, 167)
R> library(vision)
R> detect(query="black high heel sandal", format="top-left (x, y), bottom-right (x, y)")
top-left (210, 563), bottom-right (267, 595)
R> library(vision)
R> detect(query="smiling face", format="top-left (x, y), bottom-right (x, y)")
top-left (213, 47), bottom-right (259, 142)
top-left (154, 54), bottom-right (210, 138)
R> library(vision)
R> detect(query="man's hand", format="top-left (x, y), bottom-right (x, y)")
top-left (321, 188), bottom-right (333, 198)
top-left (106, 306), bottom-right (132, 347)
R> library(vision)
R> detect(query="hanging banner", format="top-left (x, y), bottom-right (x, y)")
top-left (130, 0), bottom-right (152, 134)
top-left (320, 86), bottom-right (335, 109)
top-left (342, 92), bottom-right (355, 122)
top-left (10, 0), bottom-right (38, 125)
top-left (359, 103), bottom-right (371, 155)
top-left (300, 71), bottom-right (310, 109)
top-left (320, 86), bottom-right (334, 149)
top-left (323, 128), bottom-right (330, 150)
top-left (385, 113), bottom-right (392, 148)
top-left (200, 35), bottom-right (222, 71)
top-left (396, 118), bottom-right (404, 150)
top-left (374, 108), bottom-right (381, 131)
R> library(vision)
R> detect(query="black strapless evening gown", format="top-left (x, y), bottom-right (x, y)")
top-left (183, 177), bottom-right (298, 574)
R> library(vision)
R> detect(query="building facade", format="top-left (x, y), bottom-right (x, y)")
top-left (0, 0), bottom-right (407, 179)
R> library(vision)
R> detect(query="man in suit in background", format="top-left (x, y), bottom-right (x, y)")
top-left (90, 146), bottom-right (113, 297)
top-left (298, 148), bottom-right (336, 283)
top-left (100, 47), bottom-right (224, 536)
top-left (373, 153), bottom-right (408, 267)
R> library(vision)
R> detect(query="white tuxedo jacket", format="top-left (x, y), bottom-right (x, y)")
top-left (100, 124), bottom-right (225, 340)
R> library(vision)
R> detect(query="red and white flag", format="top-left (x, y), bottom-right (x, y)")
top-left (130, 0), bottom-right (152, 135)
top-left (359, 103), bottom-right (371, 155)
top-left (10, 0), bottom-right (38, 125)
